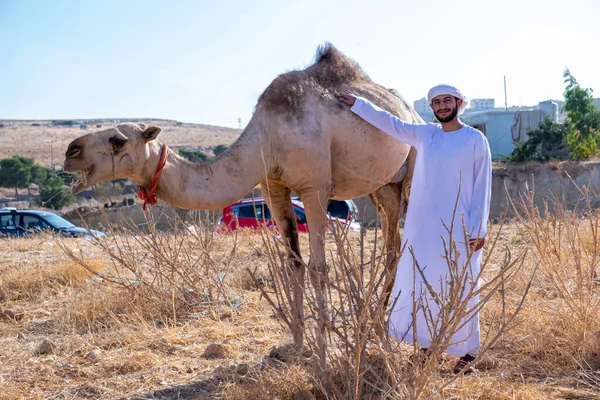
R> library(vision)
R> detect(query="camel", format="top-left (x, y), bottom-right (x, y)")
top-left (63, 44), bottom-right (421, 364)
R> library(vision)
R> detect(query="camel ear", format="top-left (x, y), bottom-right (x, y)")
top-left (142, 126), bottom-right (162, 142)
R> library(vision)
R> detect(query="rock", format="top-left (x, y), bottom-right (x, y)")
top-left (84, 347), bottom-right (101, 362)
top-left (236, 363), bottom-right (249, 375)
top-left (268, 344), bottom-right (311, 363)
top-left (202, 343), bottom-right (226, 358)
top-left (36, 340), bottom-right (56, 355)
top-left (220, 310), bottom-right (233, 319)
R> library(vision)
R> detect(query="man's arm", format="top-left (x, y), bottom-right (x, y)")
top-left (338, 92), bottom-right (428, 148)
top-left (468, 136), bottom-right (492, 251)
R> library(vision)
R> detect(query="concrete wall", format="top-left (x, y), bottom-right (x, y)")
top-left (357, 161), bottom-right (600, 226)
top-left (490, 161), bottom-right (600, 220)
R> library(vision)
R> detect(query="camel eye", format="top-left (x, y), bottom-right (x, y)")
top-left (67, 148), bottom-right (81, 158)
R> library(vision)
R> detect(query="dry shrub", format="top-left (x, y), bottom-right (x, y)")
top-left (255, 215), bottom-right (531, 399)
top-left (57, 209), bottom-right (242, 330)
top-left (508, 176), bottom-right (600, 372)
top-left (0, 259), bottom-right (103, 301)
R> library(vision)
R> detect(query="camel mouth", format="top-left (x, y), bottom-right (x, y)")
top-left (70, 165), bottom-right (95, 194)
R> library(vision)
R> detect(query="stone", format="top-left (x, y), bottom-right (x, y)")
top-left (202, 343), bottom-right (226, 358)
top-left (36, 340), bottom-right (56, 355)
top-left (84, 348), bottom-right (101, 362)
top-left (236, 363), bottom-right (249, 375)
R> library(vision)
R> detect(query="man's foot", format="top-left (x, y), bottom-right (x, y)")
top-left (453, 353), bottom-right (476, 374)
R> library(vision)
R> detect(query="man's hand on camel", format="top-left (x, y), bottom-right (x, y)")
top-left (337, 90), bottom-right (357, 106)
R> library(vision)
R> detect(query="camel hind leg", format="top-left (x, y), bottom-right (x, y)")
top-left (369, 182), bottom-right (403, 307)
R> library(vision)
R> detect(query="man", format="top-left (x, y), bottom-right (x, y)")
top-left (338, 84), bottom-right (492, 374)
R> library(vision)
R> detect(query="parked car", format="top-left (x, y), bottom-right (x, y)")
top-left (0, 208), bottom-right (105, 238)
top-left (218, 197), bottom-right (361, 233)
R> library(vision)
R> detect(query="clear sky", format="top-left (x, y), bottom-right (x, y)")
top-left (1, 0), bottom-right (598, 128)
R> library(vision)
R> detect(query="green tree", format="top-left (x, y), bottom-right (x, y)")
top-left (179, 149), bottom-right (211, 163)
top-left (562, 68), bottom-right (600, 160)
top-left (213, 144), bottom-right (228, 156)
top-left (505, 119), bottom-right (571, 162)
top-left (0, 156), bottom-right (32, 198)
top-left (35, 176), bottom-right (76, 210)
top-left (30, 164), bottom-right (51, 186)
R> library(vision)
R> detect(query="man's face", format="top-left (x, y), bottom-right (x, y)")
top-left (430, 95), bottom-right (462, 123)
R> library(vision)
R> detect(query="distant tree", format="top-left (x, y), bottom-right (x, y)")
top-left (506, 69), bottom-right (600, 163)
top-left (179, 149), bottom-right (211, 163)
top-left (30, 164), bottom-right (51, 186)
top-left (562, 68), bottom-right (600, 160)
top-left (30, 164), bottom-right (52, 195)
top-left (35, 175), bottom-right (76, 210)
top-left (213, 144), bottom-right (228, 156)
top-left (0, 156), bottom-right (32, 198)
top-left (505, 119), bottom-right (571, 163)
top-left (92, 182), bottom-right (112, 202)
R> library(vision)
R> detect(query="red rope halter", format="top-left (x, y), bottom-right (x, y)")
top-left (137, 143), bottom-right (168, 211)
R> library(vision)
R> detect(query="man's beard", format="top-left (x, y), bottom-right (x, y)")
top-left (435, 106), bottom-right (458, 123)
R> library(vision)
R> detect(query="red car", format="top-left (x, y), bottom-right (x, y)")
top-left (218, 197), bottom-right (360, 233)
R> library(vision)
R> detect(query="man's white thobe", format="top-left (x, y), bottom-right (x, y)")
top-left (351, 97), bottom-right (492, 356)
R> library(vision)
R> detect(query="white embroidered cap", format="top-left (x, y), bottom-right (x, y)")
top-left (427, 84), bottom-right (469, 115)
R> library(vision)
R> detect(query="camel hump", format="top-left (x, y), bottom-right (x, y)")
top-left (256, 43), bottom-right (371, 117)
top-left (308, 43), bottom-right (370, 87)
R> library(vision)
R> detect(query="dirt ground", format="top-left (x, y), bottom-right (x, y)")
top-left (0, 220), bottom-right (599, 399)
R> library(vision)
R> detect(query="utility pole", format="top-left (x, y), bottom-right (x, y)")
top-left (503, 75), bottom-right (508, 110)
top-left (237, 118), bottom-right (242, 129)
top-left (50, 136), bottom-right (54, 177)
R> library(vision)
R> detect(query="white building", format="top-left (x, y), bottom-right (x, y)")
top-left (469, 98), bottom-right (495, 110)
top-left (413, 97), bottom-right (434, 121)
top-left (413, 97), bottom-right (430, 114)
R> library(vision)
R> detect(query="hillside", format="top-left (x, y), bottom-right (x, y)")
top-left (0, 119), bottom-right (242, 168)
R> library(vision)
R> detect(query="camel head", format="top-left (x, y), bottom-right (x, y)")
top-left (63, 123), bottom-right (162, 194)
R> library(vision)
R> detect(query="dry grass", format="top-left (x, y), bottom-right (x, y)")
top-left (0, 193), bottom-right (599, 399)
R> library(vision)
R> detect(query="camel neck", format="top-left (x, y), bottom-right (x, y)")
top-left (144, 123), bottom-right (269, 210)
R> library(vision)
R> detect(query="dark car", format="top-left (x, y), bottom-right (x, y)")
top-left (0, 208), bottom-right (105, 238)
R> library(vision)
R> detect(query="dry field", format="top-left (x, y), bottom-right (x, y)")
top-left (1, 120), bottom-right (599, 399)
top-left (0, 189), bottom-right (599, 400)
top-left (0, 120), bottom-right (241, 168)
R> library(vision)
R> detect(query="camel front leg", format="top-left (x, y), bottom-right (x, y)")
top-left (262, 182), bottom-right (305, 347)
top-left (299, 188), bottom-right (331, 369)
